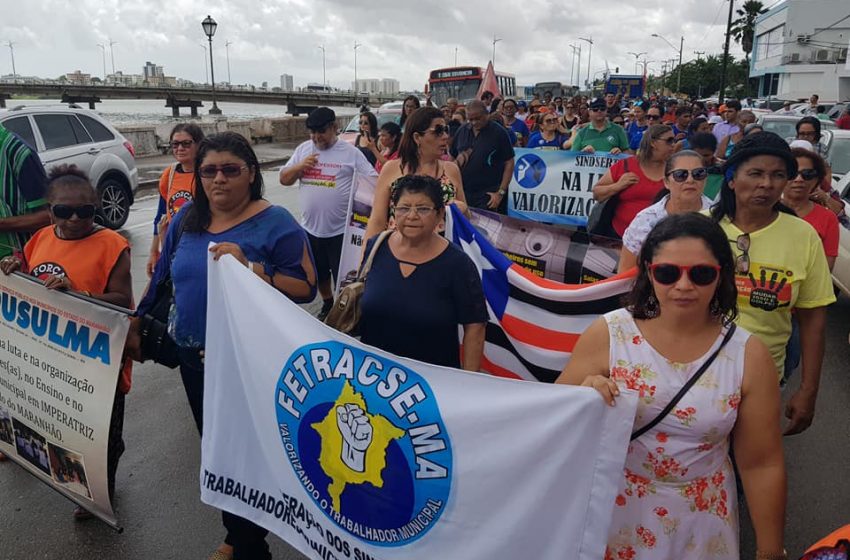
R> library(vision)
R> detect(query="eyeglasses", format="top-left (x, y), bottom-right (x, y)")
top-left (543, 118), bottom-right (559, 124)
top-left (656, 136), bottom-right (677, 145)
top-left (797, 131), bottom-right (816, 138)
top-left (647, 114), bottom-right (661, 120)
top-left (732, 233), bottom-right (750, 274)
top-left (649, 263), bottom-right (721, 286)
top-left (198, 164), bottom-right (249, 178)
top-left (171, 140), bottom-right (194, 149)
top-left (795, 168), bottom-right (820, 181)
top-left (51, 204), bottom-right (97, 220)
top-left (613, 120), bottom-right (625, 125)
top-left (589, 107), bottom-right (606, 112)
top-left (426, 125), bottom-right (449, 136)
top-left (394, 206), bottom-right (436, 217)
top-left (667, 167), bottom-right (708, 182)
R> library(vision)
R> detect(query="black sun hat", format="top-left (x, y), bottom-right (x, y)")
top-left (722, 131), bottom-right (798, 178)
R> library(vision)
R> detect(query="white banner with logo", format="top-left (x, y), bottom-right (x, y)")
top-left (0, 273), bottom-right (129, 529)
top-left (509, 149), bottom-right (627, 226)
top-left (202, 254), bottom-right (638, 560)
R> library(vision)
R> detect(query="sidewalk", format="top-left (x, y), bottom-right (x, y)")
top-left (135, 141), bottom-right (300, 193)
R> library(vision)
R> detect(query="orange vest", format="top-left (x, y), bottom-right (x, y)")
top-left (24, 226), bottom-right (134, 393)
top-left (805, 524), bottom-right (850, 554)
top-left (159, 164), bottom-right (196, 228)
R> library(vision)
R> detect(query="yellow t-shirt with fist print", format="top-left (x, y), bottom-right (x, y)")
top-left (718, 212), bottom-right (835, 374)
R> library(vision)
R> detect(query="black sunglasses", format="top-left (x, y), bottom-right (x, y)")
top-left (647, 114), bottom-right (661, 120)
top-left (170, 140), bottom-right (194, 149)
top-left (795, 168), bottom-right (819, 181)
top-left (650, 263), bottom-right (721, 286)
top-left (732, 233), bottom-right (750, 274)
top-left (51, 204), bottom-right (97, 220)
top-left (427, 124), bottom-right (449, 136)
top-left (667, 167), bottom-right (708, 182)
top-left (198, 164), bottom-right (249, 178)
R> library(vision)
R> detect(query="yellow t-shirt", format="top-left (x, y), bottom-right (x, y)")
top-left (718, 213), bottom-right (835, 373)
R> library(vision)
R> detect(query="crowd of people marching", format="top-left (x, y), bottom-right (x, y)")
top-left (0, 80), bottom-right (849, 559)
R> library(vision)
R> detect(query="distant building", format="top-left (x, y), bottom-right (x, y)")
top-left (65, 70), bottom-right (91, 84)
top-left (143, 61), bottom-right (164, 80)
top-left (353, 79), bottom-right (381, 94)
top-left (751, 0), bottom-right (850, 100)
top-left (107, 71), bottom-right (144, 86)
top-left (380, 78), bottom-right (400, 95)
top-left (280, 74), bottom-right (294, 91)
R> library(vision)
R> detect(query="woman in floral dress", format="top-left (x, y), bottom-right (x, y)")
top-left (557, 213), bottom-right (787, 560)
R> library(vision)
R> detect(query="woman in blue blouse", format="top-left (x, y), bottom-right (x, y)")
top-left (132, 132), bottom-right (316, 560)
top-left (526, 111), bottom-right (569, 150)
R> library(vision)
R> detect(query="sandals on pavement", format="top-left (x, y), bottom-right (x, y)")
top-left (208, 550), bottom-right (233, 560)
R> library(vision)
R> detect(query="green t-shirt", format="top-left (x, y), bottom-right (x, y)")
top-left (572, 122), bottom-right (630, 153)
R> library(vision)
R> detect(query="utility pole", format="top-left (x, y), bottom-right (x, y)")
top-left (225, 40), bottom-right (232, 84)
top-left (694, 50), bottom-right (705, 61)
top-left (720, 0), bottom-right (735, 103)
top-left (569, 44), bottom-right (580, 87)
top-left (677, 36), bottom-right (684, 93)
top-left (4, 41), bottom-right (15, 77)
top-left (492, 35), bottom-right (501, 67)
top-left (579, 36), bottom-right (593, 89)
top-left (318, 45), bottom-right (326, 89)
top-left (96, 44), bottom-right (106, 80)
top-left (454, 46), bottom-right (458, 66)
top-left (353, 41), bottom-right (361, 93)
top-left (108, 38), bottom-right (117, 75)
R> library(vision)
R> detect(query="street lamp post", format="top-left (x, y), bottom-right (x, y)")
top-left (492, 35), bottom-right (501, 67)
top-left (318, 45), bottom-right (326, 89)
top-left (578, 36), bottom-right (593, 89)
top-left (96, 44), bottom-right (106, 80)
top-left (719, 0), bottom-right (736, 103)
top-left (353, 41), bottom-right (361, 93)
top-left (651, 33), bottom-right (684, 93)
top-left (108, 38), bottom-right (117, 75)
top-left (199, 44), bottom-right (209, 85)
top-left (627, 51), bottom-right (647, 74)
top-left (225, 40), bottom-right (232, 84)
top-left (570, 43), bottom-right (582, 89)
top-left (4, 41), bottom-right (16, 77)
top-left (201, 15), bottom-right (222, 115)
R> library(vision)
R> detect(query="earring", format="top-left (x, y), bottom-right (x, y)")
top-left (645, 294), bottom-right (660, 318)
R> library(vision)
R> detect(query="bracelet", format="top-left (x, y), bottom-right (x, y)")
top-left (246, 261), bottom-right (255, 272)
top-left (756, 550), bottom-right (788, 560)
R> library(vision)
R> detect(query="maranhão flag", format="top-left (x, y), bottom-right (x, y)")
top-left (446, 205), bottom-right (636, 382)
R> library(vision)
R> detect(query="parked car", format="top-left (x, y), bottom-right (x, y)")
top-left (824, 129), bottom-right (850, 182)
top-left (757, 113), bottom-right (836, 141)
top-left (827, 102), bottom-right (848, 121)
top-left (0, 105), bottom-right (138, 229)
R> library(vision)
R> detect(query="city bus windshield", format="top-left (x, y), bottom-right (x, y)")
top-left (430, 80), bottom-right (481, 106)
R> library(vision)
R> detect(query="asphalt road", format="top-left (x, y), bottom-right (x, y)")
top-left (2, 171), bottom-right (849, 559)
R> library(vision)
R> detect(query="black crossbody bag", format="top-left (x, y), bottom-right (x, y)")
top-left (138, 217), bottom-right (188, 368)
top-left (630, 324), bottom-right (737, 441)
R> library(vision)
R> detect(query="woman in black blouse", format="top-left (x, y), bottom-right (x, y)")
top-left (359, 175), bottom-right (487, 370)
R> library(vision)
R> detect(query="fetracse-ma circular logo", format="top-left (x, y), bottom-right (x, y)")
top-left (514, 153), bottom-right (547, 189)
top-left (275, 341), bottom-right (452, 547)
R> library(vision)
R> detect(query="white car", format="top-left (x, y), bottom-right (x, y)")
top-left (832, 173), bottom-right (850, 296)
top-left (0, 105), bottom-right (138, 229)
top-left (824, 129), bottom-right (850, 182)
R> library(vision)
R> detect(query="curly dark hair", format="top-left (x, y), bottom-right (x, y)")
top-left (389, 174), bottom-right (445, 211)
top-left (627, 213), bottom-right (738, 325)
top-left (184, 132), bottom-right (263, 232)
top-left (46, 164), bottom-right (97, 202)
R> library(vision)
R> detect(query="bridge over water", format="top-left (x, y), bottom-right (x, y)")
top-left (0, 82), bottom-right (402, 116)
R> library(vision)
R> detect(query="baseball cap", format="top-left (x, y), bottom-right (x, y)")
top-left (517, 100), bottom-right (528, 108)
top-left (589, 97), bottom-right (607, 110)
top-left (708, 115), bottom-right (724, 125)
top-left (306, 107), bottom-right (336, 130)
top-left (789, 139), bottom-right (814, 151)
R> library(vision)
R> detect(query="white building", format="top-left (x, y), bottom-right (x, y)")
top-left (380, 78), bottom-right (400, 95)
top-left (750, 0), bottom-right (850, 101)
top-left (65, 70), bottom-right (91, 84)
top-left (280, 74), bottom-right (294, 91)
top-left (353, 78), bottom-right (381, 94)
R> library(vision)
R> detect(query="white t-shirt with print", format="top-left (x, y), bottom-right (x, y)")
top-left (622, 194), bottom-right (714, 255)
top-left (283, 139), bottom-right (378, 238)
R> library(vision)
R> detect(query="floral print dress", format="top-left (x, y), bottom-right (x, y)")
top-left (603, 308), bottom-right (749, 560)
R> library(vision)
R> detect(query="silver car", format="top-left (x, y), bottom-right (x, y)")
top-left (0, 105), bottom-right (138, 229)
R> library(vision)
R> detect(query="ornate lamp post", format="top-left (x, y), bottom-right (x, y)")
top-left (202, 15), bottom-right (222, 115)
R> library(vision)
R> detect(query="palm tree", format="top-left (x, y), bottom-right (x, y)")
top-left (730, 0), bottom-right (769, 64)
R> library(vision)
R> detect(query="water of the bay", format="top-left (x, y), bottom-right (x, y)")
top-left (7, 98), bottom-right (358, 126)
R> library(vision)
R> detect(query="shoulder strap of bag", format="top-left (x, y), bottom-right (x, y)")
top-left (630, 323), bottom-right (737, 441)
top-left (167, 162), bottom-right (178, 191)
top-left (359, 230), bottom-right (391, 282)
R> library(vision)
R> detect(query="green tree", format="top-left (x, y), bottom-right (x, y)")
top-left (730, 0), bottom-right (769, 65)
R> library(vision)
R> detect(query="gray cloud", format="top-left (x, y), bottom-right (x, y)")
top-left (1, 0), bottom-right (742, 89)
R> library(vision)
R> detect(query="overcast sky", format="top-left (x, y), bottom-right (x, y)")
top-left (1, 0), bottom-right (746, 90)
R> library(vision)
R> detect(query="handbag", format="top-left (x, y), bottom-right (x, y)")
top-left (630, 324), bottom-right (737, 441)
top-left (587, 158), bottom-right (630, 239)
top-left (137, 217), bottom-right (188, 368)
top-left (324, 230), bottom-right (391, 335)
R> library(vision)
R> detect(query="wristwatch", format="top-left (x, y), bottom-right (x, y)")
top-left (497, 189), bottom-right (507, 196)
